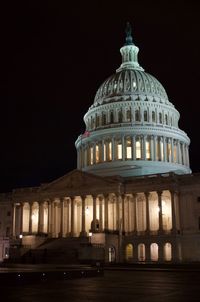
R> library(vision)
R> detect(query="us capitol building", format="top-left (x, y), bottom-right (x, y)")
top-left (0, 24), bottom-right (200, 264)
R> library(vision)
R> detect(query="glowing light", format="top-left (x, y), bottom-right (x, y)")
top-left (19, 234), bottom-right (23, 239)
top-left (85, 207), bottom-right (89, 215)
top-left (89, 232), bottom-right (92, 237)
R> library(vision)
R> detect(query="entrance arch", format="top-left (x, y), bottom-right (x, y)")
top-left (150, 243), bottom-right (158, 261)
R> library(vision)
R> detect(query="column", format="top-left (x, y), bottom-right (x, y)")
top-left (122, 136), bottom-right (125, 161)
top-left (102, 139), bottom-right (105, 162)
top-left (170, 191), bottom-right (177, 233)
top-left (80, 196), bottom-right (87, 236)
top-left (99, 196), bottom-right (103, 232)
top-left (171, 138), bottom-right (174, 162)
top-left (150, 135), bottom-right (154, 161)
top-left (70, 197), bottom-right (75, 236)
top-left (116, 194), bottom-right (120, 231)
top-left (122, 194), bottom-right (125, 233)
top-left (60, 198), bottom-right (64, 237)
top-left (29, 202), bottom-right (33, 234)
top-left (92, 195), bottom-right (97, 232)
top-left (112, 137), bottom-right (115, 160)
top-left (145, 192), bottom-right (150, 233)
top-left (19, 202), bottom-right (24, 235)
top-left (133, 194), bottom-right (137, 234)
top-left (93, 143), bottom-right (96, 164)
top-left (38, 202), bottom-right (44, 234)
top-left (47, 200), bottom-right (52, 236)
top-left (163, 137), bottom-right (167, 162)
top-left (104, 194), bottom-right (109, 231)
top-left (158, 191), bottom-right (163, 233)
top-left (143, 135), bottom-right (146, 160)
top-left (12, 204), bottom-right (16, 237)
top-left (132, 136), bottom-right (136, 160)
top-left (153, 135), bottom-right (157, 161)
top-left (51, 200), bottom-right (55, 237)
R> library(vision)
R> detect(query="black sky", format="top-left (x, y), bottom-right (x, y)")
top-left (0, 0), bottom-right (200, 192)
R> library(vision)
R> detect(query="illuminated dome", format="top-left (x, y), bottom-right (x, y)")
top-left (93, 69), bottom-right (169, 107)
top-left (75, 23), bottom-right (191, 177)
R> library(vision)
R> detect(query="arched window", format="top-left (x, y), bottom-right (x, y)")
top-left (135, 109), bottom-right (140, 122)
top-left (125, 244), bottom-right (133, 261)
top-left (138, 243), bottom-right (145, 261)
top-left (164, 242), bottom-right (172, 261)
top-left (152, 111), bottom-right (156, 122)
top-left (159, 112), bottom-right (162, 124)
top-left (118, 110), bottom-right (123, 123)
top-left (126, 136), bottom-right (132, 159)
top-left (173, 140), bottom-right (177, 163)
top-left (144, 110), bottom-right (148, 122)
top-left (110, 111), bottom-right (114, 124)
top-left (126, 109), bottom-right (131, 122)
top-left (150, 243), bottom-right (158, 261)
top-left (107, 140), bottom-right (112, 161)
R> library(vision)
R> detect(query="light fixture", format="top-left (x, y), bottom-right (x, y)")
top-left (19, 234), bottom-right (23, 239)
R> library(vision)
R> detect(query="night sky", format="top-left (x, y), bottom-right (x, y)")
top-left (0, 1), bottom-right (200, 192)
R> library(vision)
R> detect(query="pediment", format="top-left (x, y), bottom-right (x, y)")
top-left (39, 169), bottom-right (118, 193)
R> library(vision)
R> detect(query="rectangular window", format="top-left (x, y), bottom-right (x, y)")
top-left (117, 143), bottom-right (122, 159)
top-left (198, 217), bottom-right (200, 230)
top-left (146, 141), bottom-right (151, 159)
top-left (174, 145), bottom-right (177, 163)
top-left (197, 197), bottom-right (200, 202)
top-left (96, 145), bottom-right (99, 163)
top-left (167, 142), bottom-right (171, 162)
top-left (7, 211), bottom-right (11, 217)
top-left (136, 141), bottom-right (141, 159)
top-left (90, 147), bottom-right (93, 165)
top-left (126, 138), bottom-right (132, 159)
top-left (108, 142), bottom-right (112, 161)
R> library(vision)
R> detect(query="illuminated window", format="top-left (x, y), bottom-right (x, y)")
top-left (173, 142), bottom-right (177, 163)
top-left (146, 139), bottom-right (151, 159)
top-left (150, 243), bottom-right (158, 261)
top-left (152, 111), bottom-right (155, 122)
top-left (117, 140), bottom-right (122, 160)
top-left (126, 137), bottom-right (132, 159)
top-left (133, 81), bottom-right (136, 88)
top-left (138, 243), bottom-right (145, 261)
top-left (125, 244), bottom-right (133, 261)
top-left (108, 141), bottom-right (112, 161)
top-left (136, 139), bottom-right (141, 159)
top-left (160, 140), bottom-right (164, 161)
top-left (135, 110), bottom-right (140, 122)
top-left (96, 145), bottom-right (99, 163)
top-left (167, 141), bottom-right (171, 162)
top-left (144, 110), bottom-right (148, 122)
top-left (164, 242), bottom-right (172, 261)
top-left (90, 146), bottom-right (93, 165)
top-left (126, 109), bottom-right (131, 122)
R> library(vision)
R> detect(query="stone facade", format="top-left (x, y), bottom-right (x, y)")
top-left (0, 25), bottom-right (199, 264)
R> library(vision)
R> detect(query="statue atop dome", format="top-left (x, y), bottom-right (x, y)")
top-left (125, 22), bottom-right (134, 45)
